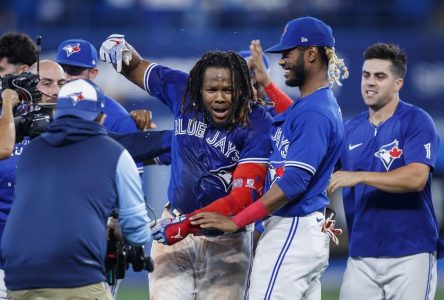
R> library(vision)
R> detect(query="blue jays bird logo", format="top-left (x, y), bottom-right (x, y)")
top-left (210, 166), bottom-right (234, 193)
top-left (68, 92), bottom-right (85, 105)
top-left (374, 139), bottom-right (403, 171)
top-left (268, 164), bottom-right (285, 185)
top-left (63, 43), bottom-right (81, 57)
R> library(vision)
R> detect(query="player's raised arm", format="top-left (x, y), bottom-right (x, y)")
top-left (0, 89), bottom-right (18, 159)
top-left (99, 34), bottom-right (151, 89)
top-left (248, 40), bottom-right (293, 113)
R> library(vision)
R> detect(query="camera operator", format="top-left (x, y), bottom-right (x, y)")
top-left (6, 60), bottom-right (68, 143)
top-left (29, 60), bottom-right (66, 104)
top-left (0, 31), bottom-right (37, 300)
top-left (0, 90), bottom-right (18, 159)
top-left (1, 79), bottom-right (152, 300)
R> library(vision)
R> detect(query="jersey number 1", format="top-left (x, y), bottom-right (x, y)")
top-left (424, 143), bottom-right (431, 159)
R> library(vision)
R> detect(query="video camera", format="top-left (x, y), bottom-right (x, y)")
top-left (105, 210), bottom-right (154, 286)
top-left (0, 36), bottom-right (53, 141)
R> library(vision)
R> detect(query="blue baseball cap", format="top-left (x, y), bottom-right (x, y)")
top-left (265, 16), bottom-right (335, 53)
top-left (55, 39), bottom-right (98, 68)
top-left (238, 50), bottom-right (270, 72)
top-left (55, 79), bottom-right (105, 121)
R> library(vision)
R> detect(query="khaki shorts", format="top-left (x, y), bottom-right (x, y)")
top-left (8, 282), bottom-right (112, 300)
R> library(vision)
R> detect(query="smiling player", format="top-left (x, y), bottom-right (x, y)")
top-left (328, 43), bottom-right (440, 300)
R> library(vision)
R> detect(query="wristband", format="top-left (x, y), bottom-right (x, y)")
top-left (232, 200), bottom-right (269, 229)
top-left (264, 82), bottom-right (293, 113)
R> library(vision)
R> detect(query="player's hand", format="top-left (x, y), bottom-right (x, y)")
top-left (327, 170), bottom-right (361, 196)
top-left (190, 212), bottom-right (239, 233)
top-left (150, 216), bottom-right (200, 246)
top-left (130, 109), bottom-right (157, 131)
top-left (1, 89), bottom-right (20, 108)
top-left (249, 40), bottom-right (271, 87)
top-left (107, 217), bottom-right (123, 241)
top-left (100, 34), bottom-right (132, 73)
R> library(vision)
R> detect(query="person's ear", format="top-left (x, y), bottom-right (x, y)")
top-left (18, 64), bottom-right (30, 73)
top-left (88, 68), bottom-right (99, 80)
top-left (394, 78), bottom-right (403, 93)
top-left (307, 46), bottom-right (318, 63)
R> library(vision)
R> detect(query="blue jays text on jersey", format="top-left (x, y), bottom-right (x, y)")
top-left (144, 63), bottom-right (273, 214)
top-left (265, 87), bottom-right (344, 217)
top-left (340, 100), bottom-right (440, 257)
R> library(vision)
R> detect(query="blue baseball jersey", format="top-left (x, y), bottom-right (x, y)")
top-left (0, 138), bottom-right (30, 244)
top-left (341, 100), bottom-right (440, 257)
top-left (144, 63), bottom-right (273, 214)
top-left (102, 94), bottom-right (138, 134)
top-left (152, 107), bottom-right (275, 167)
top-left (266, 87), bottom-right (344, 217)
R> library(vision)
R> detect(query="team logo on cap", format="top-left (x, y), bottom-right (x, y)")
top-left (63, 43), bottom-right (81, 57)
top-left (301, 37), bottom-right (308, 43)
top-left (68, 92), bottom-right (85, 105)
top-left (374, 139), bottom-right (403, 171)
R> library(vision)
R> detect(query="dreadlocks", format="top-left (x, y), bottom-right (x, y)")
top-left (325, 47), bottom-right (349, 87)
top-left (181, 51), bottom-right (254, 130)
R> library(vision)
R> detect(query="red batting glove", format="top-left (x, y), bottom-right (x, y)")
top-left (150, 215), bottom-right (201, 246)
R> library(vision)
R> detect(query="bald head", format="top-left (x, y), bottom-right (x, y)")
top-left (30, 60), bottom-right (66, 104)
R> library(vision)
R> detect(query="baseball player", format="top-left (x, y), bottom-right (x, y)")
top-left (327, 43), bottom-right (440, 300)
top-left (100, 35), bottom-right (273, 299)
top-left (191, 16), bottom-right (348, 299)
top-left (55, 39), bottom-right (141, 135)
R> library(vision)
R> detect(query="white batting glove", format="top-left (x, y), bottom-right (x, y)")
top-left (99, 34), bottom-right (132, 73)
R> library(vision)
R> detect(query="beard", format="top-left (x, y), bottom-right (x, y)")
top-left (285, 56), bottom-right (306, 87)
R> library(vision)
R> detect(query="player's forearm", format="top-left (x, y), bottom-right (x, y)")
top-left (122, 58), bottom-right (151, 91)
top-left (264, 82), bottom-right (293, 113)
top-left (260, 184), bottom-right (290, 213)
top-left (194, 163), bottom-right (266, 216)
top-left (111, 130), bottom-right (171, 162)
top-left (358, 163), bottom-right (429, 193)
top-left (231, 185), bottom-right (288, 229)
top-left (0, 98), bottom-right (16, 159)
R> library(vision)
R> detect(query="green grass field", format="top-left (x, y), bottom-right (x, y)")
top-left (117, 286), bottom-right (444, 299)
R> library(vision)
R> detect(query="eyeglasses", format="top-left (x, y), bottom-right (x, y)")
top-left (61, 64), bottom-right (90, 76)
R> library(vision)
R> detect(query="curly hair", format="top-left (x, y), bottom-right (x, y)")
top-left (181, 51), bottom-right (254, 130)
top-left (363, 43), bottom-right (407, 79)
top-left (0, 32), bottom-right (37, 67)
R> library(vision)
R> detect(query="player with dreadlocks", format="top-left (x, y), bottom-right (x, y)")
top-left (100, 36), bottom-right (272, 299)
